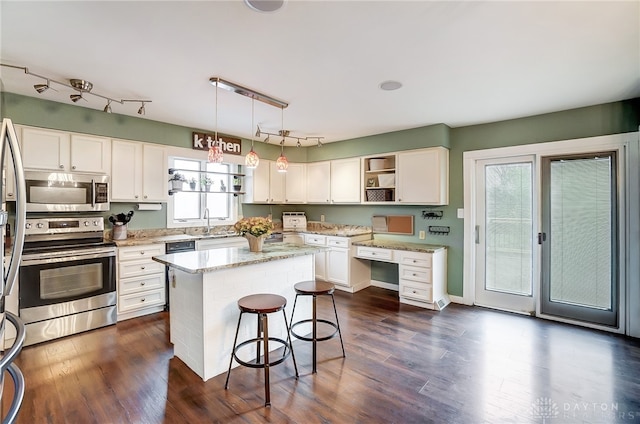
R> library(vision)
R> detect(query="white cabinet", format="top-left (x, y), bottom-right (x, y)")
top-left (361, 147), bottom-right (449, 205)
top-left (397, 249), bottom-right (448, 310)
top-left (304, 234), bottom-right (327, 282)
top-left (246, 160), bottom-right (306, 204)
top-left (284, 163), bottom-right (306, 203)
top-left (20, 126), bottom-right (110, 173)
top-left (117, 244), bottom-right (166, 320)
top-left (304, 233), bottom-right (371, 292)
top-left (283, 233), bottom-right (304, 245)
top-left (397, 147), bottom-right (448, 205)
top-left (306, 161), bottom-right (331, 203)
top-left (330, 158), bottom-right (360, 203)
top-left (111, 139), bottom-right (168, 202)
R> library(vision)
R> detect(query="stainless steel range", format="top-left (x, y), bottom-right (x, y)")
top-left (19, 216), bottom-right (116, 346)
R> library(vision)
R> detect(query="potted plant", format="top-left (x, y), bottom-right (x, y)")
top-left (233, 176), bottom-right (242, 192)
top-left (234, 216), bottom-right (274, 252)
top-left (188, 177), bottom-right (197, 190)
top-left (200, 175), bottom-right (213, 191)
top-left (169, 172), bottom-right (186, 190)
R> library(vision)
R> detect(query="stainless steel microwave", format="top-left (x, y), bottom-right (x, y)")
top-left (24, 171), bottom-right (110, 212)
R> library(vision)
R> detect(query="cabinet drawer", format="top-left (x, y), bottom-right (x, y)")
top-left (119, 273), bottom-right (165, 295)
top-left (356, 246), bottom-right (393, 262)
top-left (327, 237), bottom-right (349, 248)
top-left (118, 244), bottom-right (164, 261)
top-left (399, 281), bottom-right (433, 302)
top-left (399, 265), bottom-right (431, 283)
top-left (119, 259), bottom-right (165, 279)
top-left (398, 251), bottom-right (432, 268)
top-left (305, 235), bottom-right (327, 246)
top-left (118, 288), bottom-right (165, 313)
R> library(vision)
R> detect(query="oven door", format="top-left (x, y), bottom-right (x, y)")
top-left (19, 248), bottom-right (116, 323)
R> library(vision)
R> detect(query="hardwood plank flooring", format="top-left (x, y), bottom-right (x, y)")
top-left (4, 287), bottom-right (640, 423)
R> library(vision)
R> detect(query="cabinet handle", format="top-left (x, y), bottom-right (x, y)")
top-left (135, 195), bottom-right (139, 199)
top-left (141, 266), bottom-right (146, 270)
top-left (7, 193), bottom-right (13, 197)
top-left (140, 298), bottom-right (146, 302)
top-left (413, 260), bottom-right (417, 263)
top-left (412, 290), bottom-right (417, 294)
top-left (412, 273), bottom-right (418, 277)
top-left (141, 282), bottom-right (146, 286)
top-left (59, 165), bottom-right (64, 169)
top-left (72, 165), bottom-right (76, 170)
top-left (140, 251), bottom-right (145, 254)
top-left (143, 195), bottom-right (148, 199)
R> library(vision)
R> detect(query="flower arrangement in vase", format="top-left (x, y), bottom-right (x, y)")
top-left (233, 216), bottom-right (274, 252)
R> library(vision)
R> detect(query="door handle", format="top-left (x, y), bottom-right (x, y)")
top-left (537, 232), bottom-right (546, 244)
top-left (475, 225), bottom-right (480, 244)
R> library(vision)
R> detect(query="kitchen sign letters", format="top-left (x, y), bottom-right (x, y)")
top-left (192, 132), bottom-right (242, 156)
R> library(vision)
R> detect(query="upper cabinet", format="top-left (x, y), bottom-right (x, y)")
top-left (362, 147), bottom-right (449, 205)
top-left (330, 158), bottom-right (360, 203)
top-left (20, 126), bottom-right (110, 173)
top-left (111, 139), bottom-right (167, 202)
top-left (245, 160), bottom-right (306, 204)
top-left (306, 161), bottom-right (331, 203)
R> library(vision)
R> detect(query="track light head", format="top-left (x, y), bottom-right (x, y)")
top-left (70, 94), bottom-right (83, 103)
top-left (255, 125), bottom-right (261, 137)
top-left (296, 139), bottom-right (302, 147)
top-left (138, 102), bottom-right (145, 115)
top-left (103, 100), bottom-right (112, 113)
top-left (34, 83), bottom-right (49, 94)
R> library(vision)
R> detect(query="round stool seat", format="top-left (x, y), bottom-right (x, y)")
top-left (238, 293), bottom-right (287, 314)
top-left (294, 280), bottom-right (335, 296)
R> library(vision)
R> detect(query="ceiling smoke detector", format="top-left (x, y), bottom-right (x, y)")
top-left (244, 0), bottom-right (284, 13)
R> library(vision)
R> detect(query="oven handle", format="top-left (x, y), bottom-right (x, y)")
top-left (2, 119), bottom-right (27, 297)
top-left (22, 250), bottom-right (116, 266)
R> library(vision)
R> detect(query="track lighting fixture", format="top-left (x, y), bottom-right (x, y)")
top-left (1, 63), bottom-right (152, 115)
top-left (255, 125), bottom-right (324, 147)
top-left (296, 140), bottom-right (302, 148)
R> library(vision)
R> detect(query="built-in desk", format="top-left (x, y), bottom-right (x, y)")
top-left (353, 240), bottom-right (449, 310)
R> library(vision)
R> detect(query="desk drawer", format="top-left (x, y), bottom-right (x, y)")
top-left (327, 237), bottom-right (349, 248)
top-left (398, 251), bottom-right (432, 268)
top-left (119, 288), bottom-right (165, 313)
top-left (399, 265), bottom-right (431, 283)
top-left (399, 281), bottom-right (433, 303)
top-left (356, 246), bottom-right (394, 262)
top-left (119, 273), bottom-right (165, 295)
top-left (118, 244), bottom-right (164, 261)
top-left (119, 259), bottom-right (165, 279)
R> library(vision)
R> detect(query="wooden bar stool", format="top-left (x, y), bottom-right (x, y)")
top-left (225, 293), bottom-right (298, 407)
top-left (289, 280), bottom-right (346, 373)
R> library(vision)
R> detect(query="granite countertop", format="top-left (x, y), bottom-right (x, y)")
top-left (298, 228), bottom-right (372, 237)
top-left (113, 232), bottom-right (241, 247)
top-left (152, 243), bottom-right (326, 274)
top-left (352, 239), bottom-right (447, 253)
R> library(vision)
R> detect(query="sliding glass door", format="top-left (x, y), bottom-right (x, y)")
top-left (540, 152), bottom-right (619, 327)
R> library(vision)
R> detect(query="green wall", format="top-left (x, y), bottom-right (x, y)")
top-left (2, 91), bottom-right (639, 297)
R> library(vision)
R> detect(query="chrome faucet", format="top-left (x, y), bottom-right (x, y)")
top-left (203, 208), bottom-right (211, 234)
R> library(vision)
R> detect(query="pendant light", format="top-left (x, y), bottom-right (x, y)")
top-left (208, 78), bottom-right (224, 163)
top-left (275, 106), bottom-right (288, 172)
top-left (244, 97), bottom-right (259, 168)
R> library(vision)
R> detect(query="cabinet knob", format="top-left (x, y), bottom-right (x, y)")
top-left (72, 165), bottom-right (76, 170)
top-left (412, 273), bottom-right (418, 277)
top-left (141, 282), bottom-right (146, 286)
top-left (412, 290), bottom-right (417, 294)
top-left (143, 195), bottom-right (148, 199)
top-left (141, 266), bottom-right (146, 270)
top-left (140, 251), bottom-right (145, 254)
top-left (140, 298), bottom-right (146, 302)
top-left (59, 165), bottom-right (64, 169)
top-left (413, 260), bottom-right (417, 263)
top-left (7, 193), bottom-right (13, 197)
top-left (135, 195), bottom-right (139, 199)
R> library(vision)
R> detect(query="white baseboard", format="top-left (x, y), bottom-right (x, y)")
top-left (449, 295), bottom-right (472, 305)
top-left (369, 280), bottom-right (399, 291)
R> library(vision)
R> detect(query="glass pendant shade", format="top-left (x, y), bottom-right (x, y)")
top-left (208, 140), bottom-right (224, 163)
top-left (245, 148), bottom-right (259, 168)
top-left (276, 153), bottom-right (288, 172)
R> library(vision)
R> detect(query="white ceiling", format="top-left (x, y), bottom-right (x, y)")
top-left (1, 1), bottom-right (638, 146)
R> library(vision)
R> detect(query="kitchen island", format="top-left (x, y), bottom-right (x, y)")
top-left (152, 243), bottom-right (321, 381)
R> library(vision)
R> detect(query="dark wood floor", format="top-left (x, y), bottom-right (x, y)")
top-left (4, 287), bottom-right (640, 423)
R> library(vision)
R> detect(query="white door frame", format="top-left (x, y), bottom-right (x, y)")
top-left (462, 132), bottom-right (639, 335)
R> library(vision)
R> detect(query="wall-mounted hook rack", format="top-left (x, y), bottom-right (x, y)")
top-left (428, 226), bottom-right (450, 235)
top-left (422, 210), bottom-right (443, 219)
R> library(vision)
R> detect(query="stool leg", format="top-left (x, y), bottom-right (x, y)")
top-left (331, 294), bottom-right (346, 357)
top-left (282, 309), bottom-right (299, 378)
top-left (289, 293), bottom-right (300, 333)
top-left (312, 294), bottom-right (318, 373)
top-left (256, 312), bottom-right (263, 364)
top-left (225, 311), bottom-right (244, 389)
top-left (261, 313), bottom-right (270, 407)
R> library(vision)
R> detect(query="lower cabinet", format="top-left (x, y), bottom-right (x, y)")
top-left (304, 233), bottom-right (371, 292)
top-left (117, 244), bottom-right (166, 321)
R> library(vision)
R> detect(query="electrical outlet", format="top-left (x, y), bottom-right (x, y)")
top-left (320, 214), bottom-right (325, 222)
top-left (419, 230), bottom-right (426, 239)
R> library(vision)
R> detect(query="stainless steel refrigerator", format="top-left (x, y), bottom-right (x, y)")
top-left (0, 118), bottom-right (26, 423)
